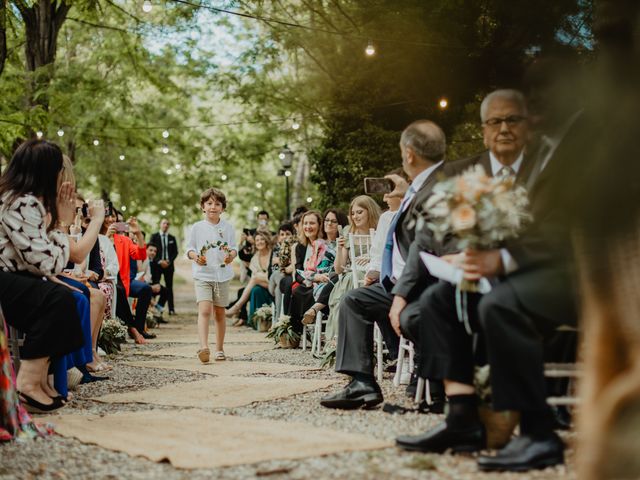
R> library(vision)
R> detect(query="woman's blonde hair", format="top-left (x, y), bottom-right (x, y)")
top-left (254, 230), bottom-right (273, 250)
top-left (297, 210), bottom-right (324, 246)
top-left (60, 154), bottom-right (76, 188)
top-left (349, 195), bottom-right (381, 232)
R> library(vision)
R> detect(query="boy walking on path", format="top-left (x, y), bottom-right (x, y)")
top-left (185, 188), bottom-right (238, 363)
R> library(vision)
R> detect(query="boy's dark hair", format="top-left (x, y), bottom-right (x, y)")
top-left (278, 222), bottom-right (294, 234)
top-left (200, 187), bottom-right (227, 209)
top-left (147, 243), bottom-right (159, 250)
top-left (258, 210), bottom-right (269, 218)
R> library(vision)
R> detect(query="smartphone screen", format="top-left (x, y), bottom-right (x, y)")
top-left (364, 177), bottom-right (394, 194)
top-left (113, 222), bottom-right (129, 233)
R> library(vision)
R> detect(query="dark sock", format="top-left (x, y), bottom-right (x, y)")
top-left (429, 380), bottom-right (445, 402)
top-left (352, 372), bottom-right (376, 384)
top-left (445, 394), bottom-right (479, 430)
top-left (520, 409), bottom-right (555, 439)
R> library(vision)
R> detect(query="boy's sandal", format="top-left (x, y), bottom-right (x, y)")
top-left (197, 348), bottom-right (210, 363)
top-left (302, 306), bottom-right (319, 325)
top-left (214, 351), bottom-right (226, 361)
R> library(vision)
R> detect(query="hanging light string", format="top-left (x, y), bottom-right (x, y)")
top-left (167, 0), bottom-right (522, 52)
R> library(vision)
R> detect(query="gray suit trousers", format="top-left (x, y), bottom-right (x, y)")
top-left (335, 283), bottom-right (400, 376)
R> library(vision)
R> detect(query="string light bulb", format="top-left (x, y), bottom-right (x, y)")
top-left (162, 146), bottom-right (169, 154)
top-left (256, 182), bottom-right (262, 188)
top-left (121, 206), bottom-right (127, 212)
top-left (36, 131), bottom-right (43, 139)
top-left (306, 197), bottom-right (313, 203)
top-left (284, 170), bottom-right (292, 177)
top-left (221, 174), bottom-right (228, 181)
top-left (142, 1), bottom-right (152, 13)
top-left (57, 129), bottom-right (64, 137)
top-left (161, 209), bottom-right (167, 215)
top-left (166, 169), bottom-right (173, 175)
top-left (175, 163), bottom-right (181, 170)
top-left (252, 206), bottom-right (259, 212)
top-left (365, 41), bottom-right (376, 56)
top-left (162, 130), bottom-right (169, 138)
top-left (119, 154), bottom-right (125, 161)
top-left (93, 139), bottom-right (100, 146)
top-left (438, 97), bottom-right (449, 109)
top-left (278, 152), bottom-right (286, 160)
top-left (292, 120), bottom-right (300, 130)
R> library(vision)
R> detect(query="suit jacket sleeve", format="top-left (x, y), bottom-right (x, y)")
top-left (169, 234), bottom-right (178, 262)
top-left (88, 239), bottom-right (104, 280)
top-left (391, 159), bottom-right (479, 300)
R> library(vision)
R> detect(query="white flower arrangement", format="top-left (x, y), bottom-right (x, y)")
top-left (98, 317), bottom-right (128, 354)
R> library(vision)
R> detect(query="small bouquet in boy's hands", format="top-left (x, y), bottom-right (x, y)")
top-left (422, 164), bottom-right (530, 256)
top-left (199, 240), bottom-right (232, 268)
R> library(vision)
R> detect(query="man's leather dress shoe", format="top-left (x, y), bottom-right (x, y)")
top-left (320, 379), bottom-right (383, 410)
top-left (477, 433), bottom-right (564, 472)
top-left (396, 421), bottom-right (486, 453)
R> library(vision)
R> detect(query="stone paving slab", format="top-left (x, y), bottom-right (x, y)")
top-left (125, 357), bottom-right (318, 376)
top-left (92, 376), bottom-right (337, 409)
top-left (41, 409), bottom-right (391, 469)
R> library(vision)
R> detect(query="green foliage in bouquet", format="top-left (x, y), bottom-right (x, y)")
top-left (266, 315), bottom-right (300, 345)
top-left (320, 340), bottom-right (337, 369)
top-left (200, 241), bottom-right (232, 268)
top-left (98, 318), bottom-right (128, 355)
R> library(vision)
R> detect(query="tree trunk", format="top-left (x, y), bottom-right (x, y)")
top-left (0, 0), bottom-right (7, 78)
top-left (16, 0), bottom-right (71, 109)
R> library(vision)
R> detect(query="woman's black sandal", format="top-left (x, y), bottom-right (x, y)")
top-left (17, 391), bottom-right (65, 413)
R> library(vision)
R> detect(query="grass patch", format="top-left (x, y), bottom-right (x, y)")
top-left (407, 455), bottom-right (438, 471)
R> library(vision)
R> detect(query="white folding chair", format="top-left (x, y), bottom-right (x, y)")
top-left (393, 335), bottom-right (415, 386)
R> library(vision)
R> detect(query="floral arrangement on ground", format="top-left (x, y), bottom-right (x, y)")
top-left (266, 314), bottom-right (300, 348)
top-left (98, 318), bottom-right (128, 354)
top-left (250, 305), bottom-right (273, 332)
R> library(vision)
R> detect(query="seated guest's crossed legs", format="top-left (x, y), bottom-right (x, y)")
top-left (397, 282), bottom-right (485, 454)
top-left (129, 280), bottom-right (155, 340)
top-left (397, 280), bottom-right (566, 472)
top-left (321, 284), bottom-right (397, 410)
top-left (0, 271), bottom-right (83, 411)
top-left (476, 281), bottom-right (565, 472)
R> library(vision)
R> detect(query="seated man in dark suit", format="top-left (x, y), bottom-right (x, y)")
top-left (391, 89), bottom-right (534, 406)
top-left (320, 119), bottom-right (448, 410)
top-left (396, 72), bottom-right (595, 472)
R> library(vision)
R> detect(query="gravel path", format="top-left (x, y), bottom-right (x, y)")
top-left (0, 269), bottom-right (576, 480)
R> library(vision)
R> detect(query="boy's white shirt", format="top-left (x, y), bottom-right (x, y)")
top-left (185, 217), bottom-right (237, 282)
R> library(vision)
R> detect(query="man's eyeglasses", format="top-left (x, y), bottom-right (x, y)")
top-left (483, 115), bottom-right (527, 128)
top-left (324, 219), bottom-right (339, 224)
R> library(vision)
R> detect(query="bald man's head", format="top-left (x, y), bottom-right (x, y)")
top-left (400, 120), bottom-right (446, 163)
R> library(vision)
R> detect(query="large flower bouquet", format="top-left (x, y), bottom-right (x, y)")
top-left (421, 165), bottom-right (531, 334)
top-left (199, 240), bottom-right (232, 268)
top-left (98, 318), bottom-right (128, 354)
top-left (423, 164), bottom-right (531, 252)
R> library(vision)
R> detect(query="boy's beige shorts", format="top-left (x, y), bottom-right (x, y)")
top-left (194, 279), bottom-right (230, 306)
